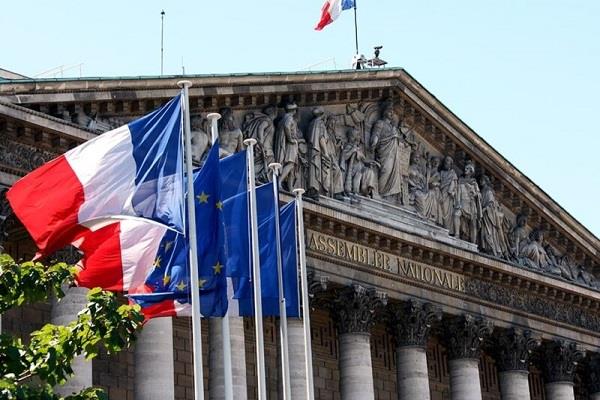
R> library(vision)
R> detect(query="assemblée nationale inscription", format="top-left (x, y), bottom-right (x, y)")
top-left (307, 230), bottom-right (465, 292)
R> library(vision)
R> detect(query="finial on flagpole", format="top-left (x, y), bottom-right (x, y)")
top-left (293, 188), bottom-right (305, 197)
top-left (244, 138), bottom-right (257, 147)
top-left (268, 162), bottom-right (282, 173)
top-left (177, 80), bottom-right (192, 89)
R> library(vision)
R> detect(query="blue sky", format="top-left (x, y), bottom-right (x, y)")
top-left (2, 0), bottom-right (599, 237)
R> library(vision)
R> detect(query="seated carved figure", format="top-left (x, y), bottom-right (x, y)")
top-left (520, 229), bottom-right (551, 270)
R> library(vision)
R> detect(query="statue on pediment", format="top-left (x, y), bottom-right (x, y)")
top-left (340, 127), bottom-right (378, 200)
top-left (480, 175), bottom-right (510, 258)
top-left (242, 105), bottom-right (277, 182)
top-left (370, 106), bottom-right (411, 205)
top-left (275, 103), bottom-right (306, 191)
top-left (306, 107), bottom-right (344, 199)
top-left (408, 151), bottom-right (427, 211)
top-left (453, 160), bottom-right (482, 244)
top-left (509, 213), bottom-right (529, 258)
top-left (191, 113), bottom-right (210, 163)
top-left (519, 229), bottom-right (551, 270)
top-left (218, 107), bottom-right (244, 158)
top-left (440, 156), bottom-right (458, 234)
top-left (425, 156), bottom-right (443, 225)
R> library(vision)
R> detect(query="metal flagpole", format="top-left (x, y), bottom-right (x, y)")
top-left (206, 113), bottom-right (234, 400)
top-left (177, 80), bottom-right (205, 400)
top-left (161, 10), bottom-right (165, 75)
top-left (292, 188), bottom-right (315, 400)
top-left (353, 0), bottom-right (359, 55)
top-left (244, 138), bottom-right (267, 400)
top-left (269, 162), bottom-right (291, 400)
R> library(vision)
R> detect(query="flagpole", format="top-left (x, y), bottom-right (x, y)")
top-left (207, 113), bottom-right (234, 400)
top-left (269, 162), bottom-right (291, 400)
top-left (353, 0), bottom-right (359, 55)
top-left (292, 188), bottom-right (315, 400)
top-left (244, 138), bottom-right (267, 400)
top-left (177, 80), bottom-right (205, 400)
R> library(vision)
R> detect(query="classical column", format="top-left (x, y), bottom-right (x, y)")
top-left (588, 355), bottom-right (600, 400)
top-left (445, 314), bottom-right (493, 400)
top-left (51, 287), bottom-right (93, 396)
top-left (208, 316), bottom-right (247, 400)
top-left (331, 284), bottom-right (386, 400)
top-left (541, 340), bottom-right (584, 400)
top-left (495, 328), bottom-right (539, 400)
top-left (134, 317), bottom-right (175, 400)
top-left (387, 300), bottom-right (441, 400)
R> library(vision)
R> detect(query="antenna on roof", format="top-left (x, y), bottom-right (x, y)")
top-left (160, 10), bottom-right (166, 75)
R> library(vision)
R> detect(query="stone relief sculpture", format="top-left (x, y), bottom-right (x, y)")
top-left (190, 113), bottom-right (210, 163)
top-left (519, 229), bottom-right (551, 270)
top-left (479, 175), bottom-right (510, 258)
top-left (439, 156), bottom-right (458, 234)
top-left (453, 160), bottom-right (482, 244)
top-left (370, 106), bottom-right (411, 205)
top-left (509, 213), bottom-right (529, 259)
top-left (425, 156), bottom-right (443, 225)
top-left (217, 107), bottom-right (244, 158)
top-left (242, 105), bottom-right (277, 183)
top-left (275, 103), bottom-right (306, 191)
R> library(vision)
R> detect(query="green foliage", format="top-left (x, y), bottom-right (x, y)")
top-left (0, 255), bottom-right (144, 400)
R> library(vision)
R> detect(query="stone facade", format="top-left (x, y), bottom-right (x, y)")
top-left (1, 69), bottom-right (600, 399)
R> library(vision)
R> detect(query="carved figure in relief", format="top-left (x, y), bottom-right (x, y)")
top-left (190, 113), bottom-right (210, 163)
top-left (509, 213), bottom-right (529, 258)
top-left (453, 161), bottom-right (482, 244)
top-left (439, 156), bottom-right (458, 233)
top-left (370, 106), bottom-right (411, 204)
top-left (480, 175), bottom-right (510, 258)
top-left (408, 152), bottom-right (428, 213)
top-left (425, 156), bottom-right (443, 225)
top-left (275, 103), bottom-right (305, 191)
top-left (217, 107), bottom-right (243, 157)
top-left (340, 128), bottom-right (368, 198)
top-left (519, 229), bottom-right (551, 270)
top-left (306, 107), bottom-right (344, 199)
top-left (242, 105), bottom-right (277, 182)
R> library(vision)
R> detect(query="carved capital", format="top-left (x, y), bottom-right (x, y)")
top-left (387, 300), bottom-right (441, 348)
top-left (307, 270), bottom-right (329, 308)
top-left (495, 328), bottom-right (540, 372)
top-left (445, 314), bottom-right (493, 360)
top-left (587, 355), bottom-right (600, 394)
top-left (541, 340), bottom-right (584, 383)
top-left (331, 284), bottom-right (386, 335)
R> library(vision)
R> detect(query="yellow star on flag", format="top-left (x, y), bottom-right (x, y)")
top-left (162, 275), bottom-right (171, 286)
top-left (212, 261), bottom-right (223, 275)
top-left (215, 200), bottom-right (223, 210)
top-left (153, 256), bottom-right (161, 269)
top-left (198, 278), bottom-right (207, 288)
top-left (176, 281), bottom-right (188, 291)
top-left (196, 192), bottom-right (210, 204)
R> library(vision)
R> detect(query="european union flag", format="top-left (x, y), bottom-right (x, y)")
top-left (130, 142), bottom-right (228, 318)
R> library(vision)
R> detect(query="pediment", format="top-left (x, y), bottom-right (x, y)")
top-left (0, 69), bottom-right (598, 292)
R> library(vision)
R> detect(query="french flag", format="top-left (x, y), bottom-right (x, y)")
top-left (315, 0), bottom-right (355, 31)
top-left (7, 95), bottom-right (184, 256)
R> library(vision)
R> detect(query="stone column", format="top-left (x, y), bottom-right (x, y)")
top-left (51, 287), bottom-right (93, 396)
top-left (331, 284), bottom-right (386, 400)
top-left (208, 316), bottom-right (247, 400)
top-left (495, 328), bottom-right (539, 400)
top-left (445, 314), bottom-right (493, 400)
top-left (387, 300), bottom-right (441, 400)
top-left (587, 355), bottom-right (600, 400)
top-left (541, 340), bottom-right (584, 400)
top-left (134, 317), bottom-right (175, 400)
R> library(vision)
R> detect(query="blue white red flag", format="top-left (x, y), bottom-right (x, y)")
top-left (7, 95), bottom-right (184, 256)
top-left (315, 0), bottom-right (355, 31)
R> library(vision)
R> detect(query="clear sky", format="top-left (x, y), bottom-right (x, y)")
top-left (2, 0), bottom-right (599, 237)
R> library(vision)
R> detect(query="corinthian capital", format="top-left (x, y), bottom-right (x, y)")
top-left (542, 340), bottom-right (585, 383)
top-left (445, 314), bottom-right (493, 360)
top-left (495, 328), bottom-right (540, 372)
top-left (387, 300), bottom-right (441, 348)
top-left (331, 284), bottom-right (386, 335)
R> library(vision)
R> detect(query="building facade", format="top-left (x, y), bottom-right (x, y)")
top-left (1, 69), bottom-right (599, 400)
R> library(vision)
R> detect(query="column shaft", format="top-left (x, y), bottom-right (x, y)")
top-left (498, 370), bottom-right (530, 400)
top-left (545, 382), bottom-right (574, 400)
top-left (396, 346), bottom-right (430, 400)
top-left (339, 333), bottom-right (374, 400)
top-left (209, 316), bottom-right (247, 400)
top-left (135, 317), bottom-right (175, 400)
top-left (288, 319), bottom-right (307, 399)
top-left (51, 287), bottom-right (92, 396)
top-left (449, 359), bottom-right (482, 400)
